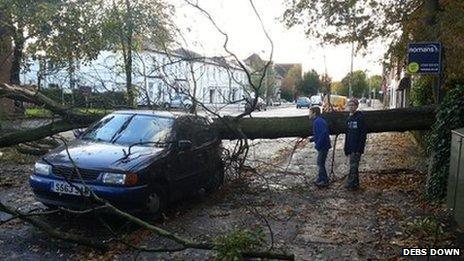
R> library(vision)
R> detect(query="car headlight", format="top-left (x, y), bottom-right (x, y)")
top-left (102, 172), bottom-right (138, 185)
top-left (102, 173), bottom-right (126, 185)
top-left (34, 162), bottom-right (51, 175)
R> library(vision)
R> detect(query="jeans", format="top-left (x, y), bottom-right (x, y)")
top-left (347, 153), bottom-right (361, 187)
top-left (316, 149), bottom-right (329, 183)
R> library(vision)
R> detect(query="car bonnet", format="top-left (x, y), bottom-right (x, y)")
top-left (43, 139), bottom-right (166, 171)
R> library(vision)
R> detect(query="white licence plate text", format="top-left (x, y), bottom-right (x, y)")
top-left (52, 181), bottom-right (91, 196)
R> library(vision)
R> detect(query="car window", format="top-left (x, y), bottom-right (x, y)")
top-left (81, 114), bottom-right (131, 142)
top-left (193, 118), bottom-right (216, 145)
top-left (311, 96), bottom-right (322, 103)
top-left (82, 114), bottom-right (174, 146)
top-left (113, 115), bottom-right (174, 145)
top-left (175, 116), bottom-right (215, 147)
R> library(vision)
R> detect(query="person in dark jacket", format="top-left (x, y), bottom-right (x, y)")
top-left (344, 98), bottom-right (367, 190)
top-left (309, 106), bottom-right (331, 187)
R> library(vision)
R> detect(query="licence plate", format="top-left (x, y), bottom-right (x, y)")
top-left (52, 181), bottom-right (91, 196)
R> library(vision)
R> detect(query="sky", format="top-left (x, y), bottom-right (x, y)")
top-left (172, 0), bottom-right (387, 81)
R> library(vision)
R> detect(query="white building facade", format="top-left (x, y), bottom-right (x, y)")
top-left (20, 48), bottom-right (248, 107)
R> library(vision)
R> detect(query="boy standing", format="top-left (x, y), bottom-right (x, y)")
top-left (344, 99), bottom-right (367, 190)
top-left (309, 106), bottom-right (331, 187)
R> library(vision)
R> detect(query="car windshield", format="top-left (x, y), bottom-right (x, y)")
top-left (81, 114), bottom-right (174, 146)
top-left (298, 98), bottom-right (308, 102)
top-left (311, 96), bottom-right (322, 103)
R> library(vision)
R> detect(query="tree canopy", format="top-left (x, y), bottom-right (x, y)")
top-left (282, 0), bottom-right (420, 49)
top-left (368, 75), bottom-right (382, 94)
top-left (280, 64), bottom-right (301, 101)
top-left (299, 69), bottom-right (321, 96)
top-left (340, 70), bottom-right (368, 98)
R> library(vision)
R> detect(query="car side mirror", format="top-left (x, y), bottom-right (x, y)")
top-left (178, 140), bottom-right (192, 150)
top-left (73, 129), bottom-right (85, 138)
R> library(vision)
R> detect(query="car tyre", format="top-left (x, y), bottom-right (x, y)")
top-left (205, 160), bottom-right (224, 193)
top-left (145, 185), bottom-right (167, 217)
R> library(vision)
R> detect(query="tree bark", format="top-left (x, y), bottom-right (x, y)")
top-left (10, 34), bottom-right (24, 85)
top-left (124, 0), bottom-right (134, 108)
top-left (214, 106), bottom-right (436, 139)
top-left (0, 106), bottom-right (436, 148)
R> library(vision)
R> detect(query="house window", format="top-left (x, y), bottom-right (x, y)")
top-left (231, 89), bottom-right (237, 101)
top-left (209, 89), bottom-right (215, 103)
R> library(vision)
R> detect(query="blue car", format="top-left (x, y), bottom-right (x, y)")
top-left (30, 111), bottom-right (224, 215)
top-left (296, 97), bottom-right (311, 108)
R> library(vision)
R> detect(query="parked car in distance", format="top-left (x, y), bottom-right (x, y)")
top-left (163, 95), bottom-right (193, 110)
top-left (296, 97), bottom-right (311, 108)
top-left (270, 99), bottom-right (281, 106)
top-left (30, 111), bottom-right (224, 216)
top-left (244, 97), bottom-right (267, 111)
top-left (310, 95), bottom-right (323, 106)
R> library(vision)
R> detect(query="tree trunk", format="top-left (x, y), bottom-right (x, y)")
top-left (0, 10), bottom-right (16, 118)
top-left (124, 0), bottom-right (134, 108)
top-left (10, 34), bottom-right (24, 85)
top-left (0, 106), bottom-right (436, 148)
top-left (214, 106), bottom-right (436, 139)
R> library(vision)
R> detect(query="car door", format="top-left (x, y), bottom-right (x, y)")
top-left (168, 116), bottom-right (203, 196)
top-left (189, 117), bottom-right (214, 180)
top-left (192, 117), bottom-right (221, 184)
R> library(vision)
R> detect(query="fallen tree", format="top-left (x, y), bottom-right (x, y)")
top-left (0, 106), bottom-right (437, 147)
top-left (0, 83), bottom-right (436, 147)
top-left (215, 106), bottom-right (436, 139)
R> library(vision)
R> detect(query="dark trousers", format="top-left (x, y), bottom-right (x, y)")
top-left (347, 153), bottom-right (361, 187)
top-left (316, 148), bottom-right (329, 183)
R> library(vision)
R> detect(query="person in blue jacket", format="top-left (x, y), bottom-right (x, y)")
top-left (309, 106), bottom-right (331, 187)
top-left (344, 98), bottom-right (367, 190)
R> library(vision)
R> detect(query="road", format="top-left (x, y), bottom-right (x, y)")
top-left (200, 99), bottom-right (384, 118)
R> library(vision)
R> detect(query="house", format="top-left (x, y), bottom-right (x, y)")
top-left (244, 53), bottom-right (301, 103)
top-left (20, 48), bottom-right (248, 107)
top-left (382, 59), bottom-right (410, 109)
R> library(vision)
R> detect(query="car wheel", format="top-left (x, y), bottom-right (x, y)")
top-left (145, 185), bottom-right (166, 216)
top-left (163, 103), bottom-right (170, 109)
top-left (296, 105), bottom-right (300, 109)
top-left (205, 160), bottom-right (224, 193)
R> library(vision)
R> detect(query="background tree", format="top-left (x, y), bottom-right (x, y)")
top-left (341, 70), bottom-right (368, 98)
top-left (282, 0), bottom-right (421, 50)
top-left (320, 73), bottom-right (332, 95)
top-left (0, 0), bottom-right (66, 85)
top-left (280, 64), bottom-right (301, 101)
top-left (299, 69), bottom-right (321, 96)
top-left (101, 0), bottom-right (174, 107)
top-left (368, 75), bottom-right (382, 97)
top-left (331, 81), bottom-right (345, 96)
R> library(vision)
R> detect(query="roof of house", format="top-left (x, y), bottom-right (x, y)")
top-left (274, 63), bottom-right (299, 78)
